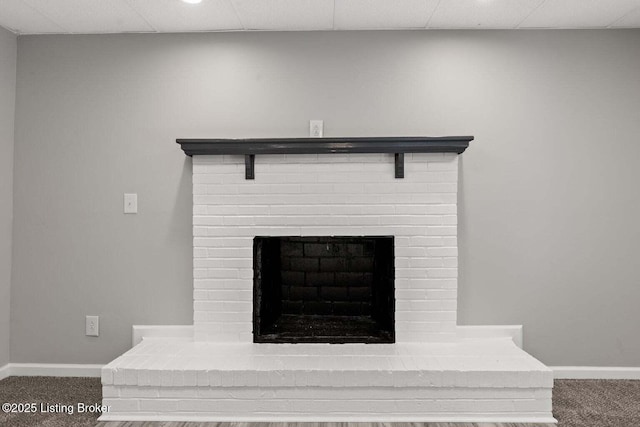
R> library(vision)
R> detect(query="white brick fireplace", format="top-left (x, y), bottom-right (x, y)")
top-left (101, 137), bottom-right (555, 423)
top-left (193, 152), bottom-right (458, 343)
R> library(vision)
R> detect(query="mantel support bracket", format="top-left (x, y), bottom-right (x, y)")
top-left (395, 153), bottom-right (404, 179)
top-left (245, 154), bottom-right (255, 180)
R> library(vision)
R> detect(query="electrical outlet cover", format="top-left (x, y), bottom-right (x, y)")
top-left (124, 193), bottom-right (138, 214)
top-left (309, 120), bottom-right (323, 138)
top-left (86, 315), bottom-right (99, 336)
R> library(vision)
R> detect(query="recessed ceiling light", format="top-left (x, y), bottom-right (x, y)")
top-left (182, 0), bottom-right (202, 4)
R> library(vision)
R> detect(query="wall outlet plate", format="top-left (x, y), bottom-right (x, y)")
top-left (86, 315), bottom-right (99, 336)
top-left (309, 120), bottom-right (323, 138)
top-left (124, 193), bottom-right (137, 214)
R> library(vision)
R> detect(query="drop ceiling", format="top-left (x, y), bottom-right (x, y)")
top-left (1, 0), bottom-right (640, 35)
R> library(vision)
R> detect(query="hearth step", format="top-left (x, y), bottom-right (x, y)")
top-left (100, 337), bottom-right (555, 423)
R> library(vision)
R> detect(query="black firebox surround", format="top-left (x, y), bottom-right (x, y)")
top-left (253, 236), bottom-right (395, 344)
top-left (177, 136), bottom-right (473, 179)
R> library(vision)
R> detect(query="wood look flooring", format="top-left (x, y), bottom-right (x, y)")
top-left (95, 422), bottom-right (556, 427)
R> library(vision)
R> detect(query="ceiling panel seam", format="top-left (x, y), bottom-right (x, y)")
top-left (228, 0), bottom-right (247, 31)
top-left (18, 0), bottom-right (68, 33)
top-left (515, 0), bottom-right (549, 29)
top-left (425, 0), bottom-right (443, 29)
top-left (608, 4), bottom-right (640, 28)
top-left (122, 0), bottom-right (159, 32)
top-left (331, 0), bottom-right (336, 30)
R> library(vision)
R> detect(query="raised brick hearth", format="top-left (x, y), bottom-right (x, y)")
top-left (101, 142), bottom-right (555, 423)
top-left (102, 338), bottom-right (552, 422)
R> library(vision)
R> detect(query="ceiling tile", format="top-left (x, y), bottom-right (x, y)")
top-left (0, 0), bottom-right (65, 33)
top-left (428, 0), bottom-right (545, 29)
top-left (231, 0), bottom-right (334, 30)
top-left (3, 0), bottom-right (640, 34)
top-left (611, 5), bottom-right (640, 27)
top-left (127, 0), bottom-right (242, 32)
top-left (21, 0), bottom-right (154, 33)
top-left (334, 0), bottom-right (439, 29)
top-left (520, 0), bottom-right (640, 28)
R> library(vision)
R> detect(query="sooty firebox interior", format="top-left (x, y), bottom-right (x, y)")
top-left (253, 236), bottom-right (394, 343)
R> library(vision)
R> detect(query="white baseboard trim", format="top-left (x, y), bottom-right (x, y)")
top-left (552, 366), bottom-right (640, 380)
top-left (0, 363), bottom-right (10, 380)
top-left (4, 363), bottom-right (103, 378)
top-left (456, 324), bottom-right (523, 348)
top-left (132, 324), bottom-right (194, 347)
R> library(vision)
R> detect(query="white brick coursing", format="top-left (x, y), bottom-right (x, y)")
top-left (192, 153), bottom-right (459, 342)
top-left (102, 393), bottom-right (552, 420)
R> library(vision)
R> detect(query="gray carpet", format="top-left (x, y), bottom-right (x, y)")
top-left (552, 379), bottom-right (640, 427)
top-left (1, 377), bottom-right (639, 426)
top-left (0, 376), bottom-right (102, 426)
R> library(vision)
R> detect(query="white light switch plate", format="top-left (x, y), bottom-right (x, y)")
top-left (124, 193), bottom-right (137, 214)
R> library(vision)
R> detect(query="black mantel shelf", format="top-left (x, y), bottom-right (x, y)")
top-left (176, 136), bottom-right (473, 179)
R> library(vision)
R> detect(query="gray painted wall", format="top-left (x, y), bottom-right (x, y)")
top-left (0, 26), bottom-right (16, 368)
top-left (12, 30), bottom-right (640, 366)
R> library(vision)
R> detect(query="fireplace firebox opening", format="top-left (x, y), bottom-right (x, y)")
top-left (253, 236), bottom-right (395, 344)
